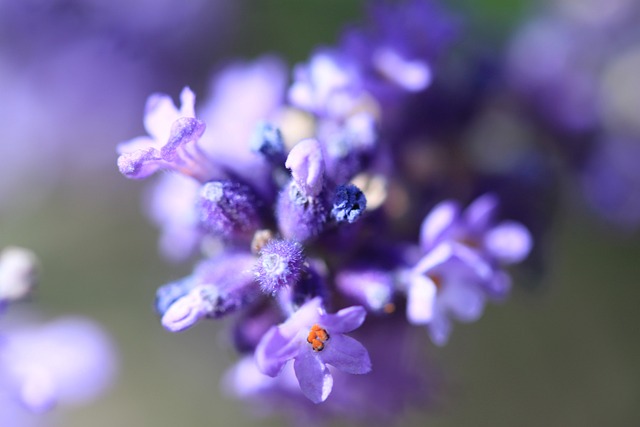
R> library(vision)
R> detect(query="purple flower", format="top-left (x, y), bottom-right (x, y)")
top-left (420, 194), bottom-right (532, 267)
top-left (289, 50), bottom-right (365, 120)
top-left (403, 194), bottom-right (533, 345)
top-left (117, 87), bottom-right (215, 181)
top-left (0, 316), bottom-right (117, 413)
top-left (255, 297), bottom-right (371, 403)
top-left (404, 243), bottom-right (490, 346)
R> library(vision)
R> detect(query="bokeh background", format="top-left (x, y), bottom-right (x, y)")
top-left (1, 0), bottom-right (639, 425)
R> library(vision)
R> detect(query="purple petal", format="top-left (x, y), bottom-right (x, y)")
top-left (321, 305), bottom-right (366, 334)
top-left (427, 310), bottom-right (452, 346)
top-left (406, 274), bottom-right (437, 325)
top-left (449, 242), bottom-right (493, 281)
top-left (255, 326), bottom-right (300, 377)
top-left (412, 242), bottom-right (454, 275)
top-left (143, 87), bottom-right (196, 141)
top-left (419, 201), bottom-right (459, 250)
top-left (441, 281), bottom-right (486, 323)
top-left (485, 270), bottom-right (512, 299)
top-left (293, 349), bottom-right (333, 403)
top-left (3, 317), bottom-right (116, 408)
top-left (372, 47), bottom-right (432, 91)
top-left (464, 193), bottom-right (498, 233)
top-left (285, 138), bottom-right (325, 197)
top-left (143, 93), bottom-right (182, 141)
top-left (320, 334), bottom-right (371, 374)
top-left (484, 221), bottom-right (532, 264)
top-left (279, 297), bottom-right (324, 337)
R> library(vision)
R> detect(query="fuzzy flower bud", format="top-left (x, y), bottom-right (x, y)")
top-left (198, 180), bottom-right (263, 240)
top-left (254, 239), bottom-right (305, 295)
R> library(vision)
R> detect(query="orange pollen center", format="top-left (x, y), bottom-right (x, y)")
top-left (306, 324), bottom-right (330, 352)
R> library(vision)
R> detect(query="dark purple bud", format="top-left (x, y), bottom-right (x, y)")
top-left (254, 239), bottom-right (305, 295)
top-left (198, 180), bottom-right (263, 240)
top-left (331, 184), bottom-right (367, 223)
top-left (249, 121), bottom-right (286, 164)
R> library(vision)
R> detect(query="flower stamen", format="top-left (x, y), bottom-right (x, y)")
top-left (306, 324), bottom-right (330, 351)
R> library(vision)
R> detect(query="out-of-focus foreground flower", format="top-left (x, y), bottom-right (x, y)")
top-left (0, 247), bottom-right (117, 426)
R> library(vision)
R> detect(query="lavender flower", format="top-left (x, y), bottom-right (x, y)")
top-left (0, 246), bottom-right (116, 421)
top-left (402, 194), bottom-right (532, 345)
top-left (116, 0), bottom-right (548, 422)
top-left (255, 297), bottom-right (371, 403)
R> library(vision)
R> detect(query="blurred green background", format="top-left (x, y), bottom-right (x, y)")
top-left (1, 0), bottom-right (639, 425)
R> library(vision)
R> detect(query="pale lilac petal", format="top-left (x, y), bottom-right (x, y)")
top-left (419, 200), bottom-right (459, 250)
top-left (179, 86), bottom-right (197, 117)
top-left (320, 334), bottom-right (371, 374)
top-left (406, 274), bottom-right (437, 325)
top-left (19, 368), bottom-right (56, 412)
top-left (279, 297), bottom-right (324, 338)
top-left (450, 242), bottom-right (493, 281)
top-left (285, 138), bottom-right (325, 197)
top-left (255, 326), bottom-right (300, 377)
top-left (485, 221), bottom-right (533, 264)
top-left (427, 310), bottom-right (452, 346)
top-left (464, 193), bottom-right (498, 232)
top-left (2, 317), bottom-right (117, 408)
top-left (372, 47), bottom-right (432, 91)
top-left (116, 135), bottom-right (157, 155)
top-left (485, 270), bottom-right (512, 299)
top-left (412, 242), bottom-right (454, 275)
top-left (293, 349), bottom-right (333, 403)
top-left (442, 281), bottom-right (486, 323)
top-left (321, 305), bottom-right (366, 334)
top-left (143, 93), bottom-right (183, 141)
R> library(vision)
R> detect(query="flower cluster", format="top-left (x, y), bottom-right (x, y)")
top-left (118, 0), bottom-right (540, 423)
top-left (0, 246), bottom-right (116, 424)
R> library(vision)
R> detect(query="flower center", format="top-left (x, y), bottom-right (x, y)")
top-left (306, 324), bottom-right (330, 352)
top-left (429, 274), bottom-right (443, 291)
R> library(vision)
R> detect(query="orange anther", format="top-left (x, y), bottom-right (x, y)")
top-left (311, 339), bottom-right (325, 352)
top-left (307, 324), bottom-right (330, 351)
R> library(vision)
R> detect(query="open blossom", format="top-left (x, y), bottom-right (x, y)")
top-left (403, 194), bottom-right (532, 345)
top-left (0, 246), bottom-right (116, 421)
top-left (255, 297), bottom-right (371, 403)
